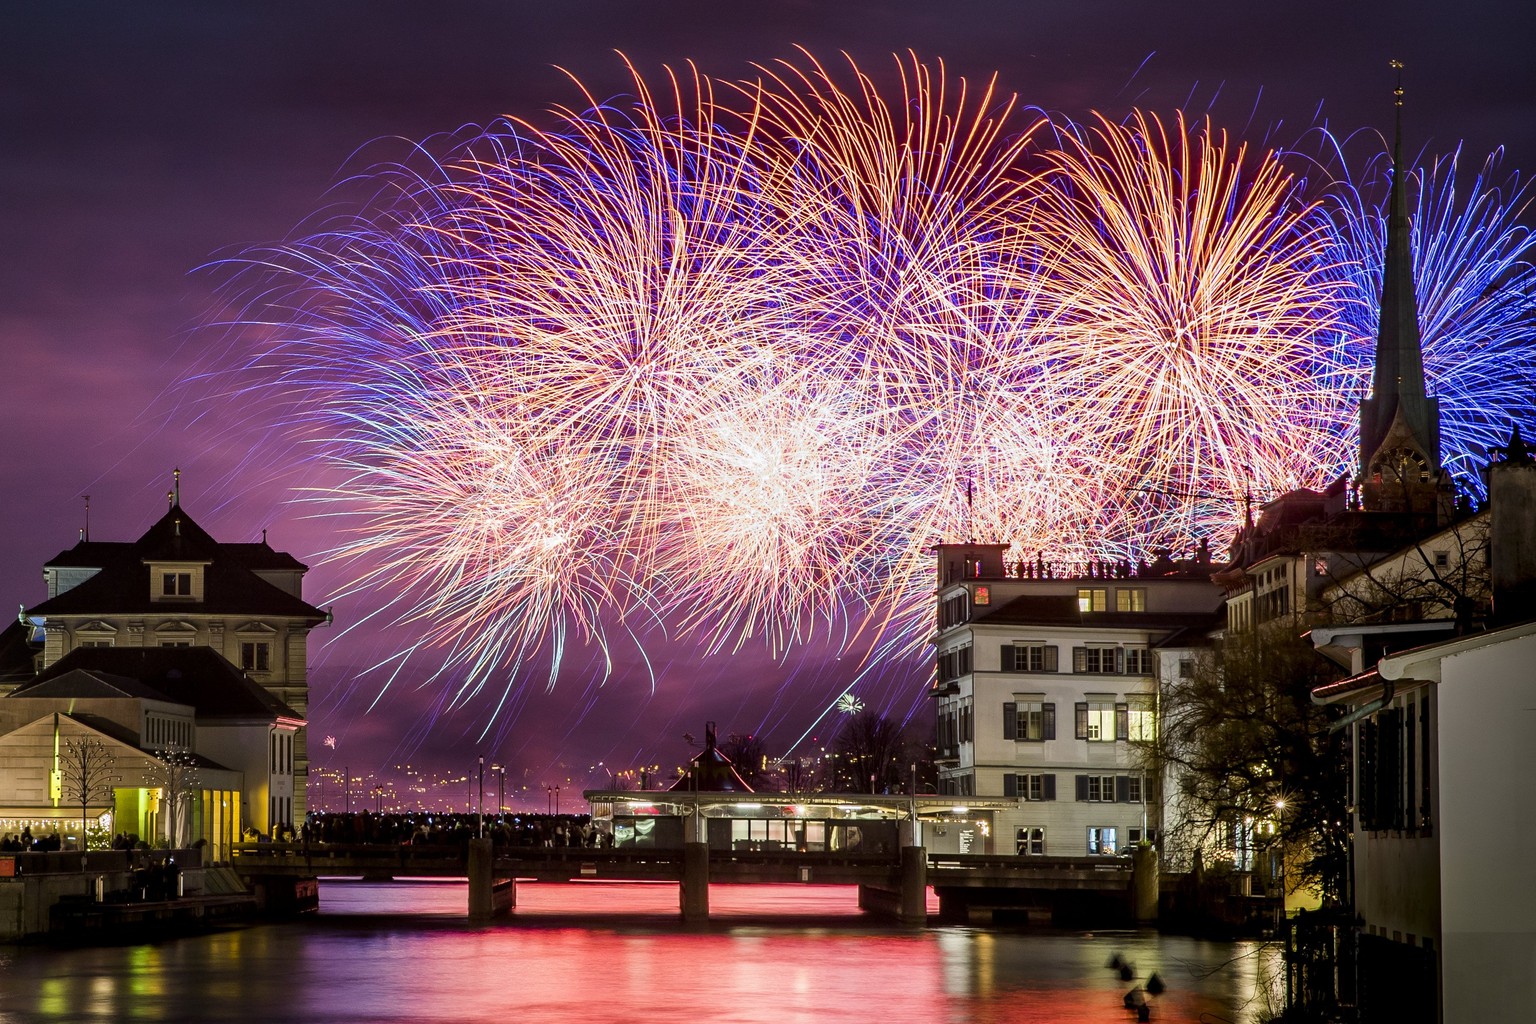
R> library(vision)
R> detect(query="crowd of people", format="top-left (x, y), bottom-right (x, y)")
top-left (1, 827), bottom-right (62, 852)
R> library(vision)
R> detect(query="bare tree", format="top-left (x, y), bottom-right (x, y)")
top-left (718, 732), bottom-right (773, 791)
top-left (833, 713), bottom-right (921, 794)
top-left (58, 736), bottom-right (120, 851)
top-left (1158, 632), bottom-right (1350, 903)
top-left (1321, 512), bottom-right (1490, 630)
top-left (144, 744), bottom-right (201, 848)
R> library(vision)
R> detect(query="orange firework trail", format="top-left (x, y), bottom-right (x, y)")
top-left (216, 53), bottom-right (1529, 721)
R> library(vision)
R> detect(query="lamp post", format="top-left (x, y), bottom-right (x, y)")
top-left (491, 764), bottom-right (504, 816)
top-left (477, 756), bottom-right (485, 838)
top-left (344, 766), bottom-right (350, 814)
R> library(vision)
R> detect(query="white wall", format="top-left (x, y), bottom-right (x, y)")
top-left (1435, 630), bottom-right (1536, 1020)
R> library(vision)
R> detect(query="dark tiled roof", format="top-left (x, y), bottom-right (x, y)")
top-left (974, 594), bottom-right (1215, 631)
top-left (10, 647), bottom-right (301, 722)
top-left (30, 504), bottom-right (325, 622)
top-left (0, 620), bottom-right (42, 684)
top-left (223, 543), bottom-right (307, 572)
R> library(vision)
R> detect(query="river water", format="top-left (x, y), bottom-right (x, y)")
top-left (0, 882), bottom-right (1282, 1023)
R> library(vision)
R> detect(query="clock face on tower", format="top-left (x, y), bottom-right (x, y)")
top-left (1372, 446), bottom-right (1430, 484)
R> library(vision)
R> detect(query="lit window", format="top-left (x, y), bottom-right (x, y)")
top-left (1077, 588), bottom-right (1107, 612)
top-left (974, 586), bottom-right (990, 606)
top-left (1016, 827), bottom-right (1045, 855)
top-left (1088, 826), bottom-right (1118, 855)
top-left (1126, 697), bottom-right (1156, 742)
top-left (1115, 588), bottom-right (1146, 612)
top-left (1076, 700), bottom-right (1118, 742)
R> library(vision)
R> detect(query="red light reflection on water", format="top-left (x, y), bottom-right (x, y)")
top-left (0, 882), bottom-right (1274, 1023)
top-left (303, 882), bottom-right (1268, 1024)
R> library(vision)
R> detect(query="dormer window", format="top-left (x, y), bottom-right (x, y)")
top-left (149, 562), bottom-right (205, 602)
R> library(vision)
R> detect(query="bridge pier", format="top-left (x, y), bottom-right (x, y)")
top-left (679, 842), bottom-right (709, 922)
top-left (468, 838), bottom-right (515, 924)
top-left (898, 845), bottom-right (927, 926)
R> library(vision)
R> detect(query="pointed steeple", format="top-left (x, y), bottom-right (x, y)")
top-left (1360, 60), bottom-right (1440, 483)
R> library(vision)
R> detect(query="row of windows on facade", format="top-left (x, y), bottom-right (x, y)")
top-left (937, 696), bottom-right (1155, 752)
top-left (1015, 825), bottom-right (1153, 856)
top-left (937, 643), bottom-right (1156, 683)
top-left (1002, 699), bottom-right (1156, 742)
top-left (1357, 694), bottom-right (1433, 833)
top-left (939, 586), bottom-right (1150, 632)
top-left (938, 772), bottom-right (1146, 803)
top-left (73, 638), bottom-right (272, 672)
top-left (1001, 772), bottom-right (1147, 803)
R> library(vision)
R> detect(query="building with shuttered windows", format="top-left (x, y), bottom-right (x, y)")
top-left (931, 541), bottom-right (1223, 857)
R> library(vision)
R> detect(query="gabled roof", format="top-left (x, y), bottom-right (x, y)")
top-left (9, 647), bottom-right (301, 722)
top-left (30, 503), bottom-right (325, 622)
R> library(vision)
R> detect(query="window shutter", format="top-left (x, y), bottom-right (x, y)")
top-left (1044, 645), bottom-right (1058, 672)
top-left (1000, 645), bottom-right (1015, 671)
top-left (1075, 702), bottom-right (1088, 739)
top-left (1115, 703), bottom-right (1129, 741)
top-left (1358, 719), bottom-right (1377, 829)
top-left (1115, 776), bottom-right (1131, 803)
top-left (1114, 647), bottom-right (1125, 674)
top-left (1003, 702), bottom-right (1017, 740)
top-left (1004, 774), bottom-right (1018, 798)
top-left (1074, 774), bottom-right (1089, 801)
top-left (1073, 647), bottom-right (1086, 673)
top-left (1043, 774), bottom-right (1056, 801)
top-left (1043, 703), bottom-right (1056, 740)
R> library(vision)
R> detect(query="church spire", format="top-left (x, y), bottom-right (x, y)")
top-left (1360, 60), bottom-right (1440, 482)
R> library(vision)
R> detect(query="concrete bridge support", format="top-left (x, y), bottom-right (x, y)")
top-left (680, 842), bottom-right (710, 922)
top-left (467, 838), bottom-right (515, 924)
top-left (899, 845), bottom-right (928, 926)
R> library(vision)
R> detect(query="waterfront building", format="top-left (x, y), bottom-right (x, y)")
top-left (0, 646), bottom-right (303, 859)
top-left (929, 541), bottom-right (1224, 859)
top-left (0, 485), bottom-right (326, 847)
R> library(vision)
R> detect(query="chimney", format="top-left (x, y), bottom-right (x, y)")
top-left (1488, 427), bottom-right (1536, 626)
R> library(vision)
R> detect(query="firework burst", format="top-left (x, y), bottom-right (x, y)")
top-left (217, 53), bottom-right (1536, 723)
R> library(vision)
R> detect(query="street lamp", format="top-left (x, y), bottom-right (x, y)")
top-left (477, 756), bottom-right (485, 838)
top-left (491, 764), bottom-right (504, 815)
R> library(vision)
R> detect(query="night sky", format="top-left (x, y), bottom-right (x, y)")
top-left (5, 1), bottom-right (1534, 800)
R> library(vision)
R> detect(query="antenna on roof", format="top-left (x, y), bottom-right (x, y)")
top-left (83, 494), bottom-right (90, 542)
top-left (173, 467), bottom-right (182, 507)
top-left (262, 528), bottom-right (268, 545)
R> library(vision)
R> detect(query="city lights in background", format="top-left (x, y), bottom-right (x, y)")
top-left (203, 52), bottom-right (1535, 730)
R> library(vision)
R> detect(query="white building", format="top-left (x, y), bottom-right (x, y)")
top-left (931, 541), bottom-right (1223, 859)
top-left (16, 492), bottom-right (328, 826)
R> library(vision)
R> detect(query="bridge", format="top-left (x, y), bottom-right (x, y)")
top-left (229, 841), bottom-right (1151, 927)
